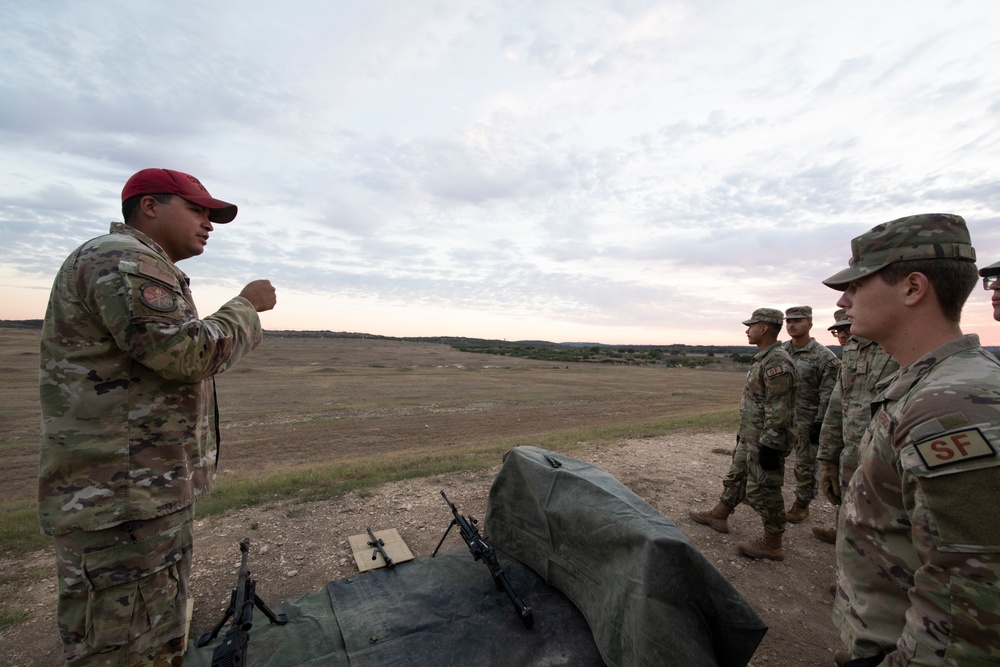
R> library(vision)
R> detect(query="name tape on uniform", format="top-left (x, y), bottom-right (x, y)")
top-left (914, 427), bottom-right (997, 470)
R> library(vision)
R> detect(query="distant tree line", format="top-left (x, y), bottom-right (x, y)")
top-left (0, 319), bottom-right (43, 329)
top-left (443, 340), bottom-right (762, 368)
top-left (14, 324), bottom-right (999, 365)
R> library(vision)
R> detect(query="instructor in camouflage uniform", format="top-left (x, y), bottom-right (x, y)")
top-left (689, 308), bottom-right (797, 561)
top-left (824, 213), bottom-right (1000, 666)
top-left (813, 312), bottom-right (898, 545)
top-left (781, 306), bottom-right (840, 524)
top-left (39, 168), bottom-right (277, 666)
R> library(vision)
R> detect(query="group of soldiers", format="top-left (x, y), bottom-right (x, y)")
top-left (688, 303), bottom-right (846, 559)
top-left (690, 213), bottom-right (1000, 666)
top-left (688, 301), bottom-right (897, 559)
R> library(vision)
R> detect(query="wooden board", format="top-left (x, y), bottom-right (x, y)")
top-left (348, 528), bottom-right (414, 572)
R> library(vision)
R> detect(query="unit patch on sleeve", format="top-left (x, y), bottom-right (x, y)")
top-left (139, 282), bottom-right (177, 312)
top-left (765, 365), bottom-right (785, 378)
top-left (914, 427), bottom-right (997, 470)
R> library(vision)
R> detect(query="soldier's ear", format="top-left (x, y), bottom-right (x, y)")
top-left (138, 195), bottom-right (162, 220)
top-left (901, 272), bottom-right (931, 307)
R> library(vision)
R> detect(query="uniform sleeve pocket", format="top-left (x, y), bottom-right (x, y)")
top-left (905, 453), bottom-right (1000, 552)
top-left (119, 257), bottom-right (184, 320)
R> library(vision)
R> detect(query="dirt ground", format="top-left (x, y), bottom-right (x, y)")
top-left (0, 330), bottom-right (844, 665)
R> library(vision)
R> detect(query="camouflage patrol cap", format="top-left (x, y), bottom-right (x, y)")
top-left (823, 213), bottom-right (975, 290)
top-left (828, 308), bottom-right (850, 330)
top-left (784, 305), bottom-right (812, 320)
top-left (742, 308), bottom-right (784, 326)
top-left (823, 213), bottom-right (976, 290)
top-left (979, 260), bottom-right (1000, 277)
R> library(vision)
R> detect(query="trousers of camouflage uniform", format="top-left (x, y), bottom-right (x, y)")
top-left (720, 439), bottom-right (788, 535)
top-left (54, 506), bottom-right (193, 667)
top-left (790, 427), bottom-right (818, 504)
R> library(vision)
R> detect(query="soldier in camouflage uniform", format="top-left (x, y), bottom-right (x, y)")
top-left (689, 308), bottom-right (797, 561)
top-left (828, 308), bottom-right (852, 347)
top-left (824, 213), bottom-right (1000, 666)
top-left (781, 306), bottom-right (840, 523)
top-left (39, 168), bottom-right (277, 666)
top-left (980, 259), bottom-right (1000, 321)
top-left (813, 315), bottom-right (898, 545)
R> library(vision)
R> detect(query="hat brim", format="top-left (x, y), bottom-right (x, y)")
top-left (979, 260), bottom-right (1000, 277)
top-left (822, 262), bottom-right (891, 290)
top-left (827, 320), bottom-right (851, 330)
top-left (181, 195), bottom-right (238, 224)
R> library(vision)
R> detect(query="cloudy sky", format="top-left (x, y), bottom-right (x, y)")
top-left (3, 0), bottom-right (1000, 346)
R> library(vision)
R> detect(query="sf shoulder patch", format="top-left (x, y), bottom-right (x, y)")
top-left (139, 282), bottom-right (177, 312)
top-left (914, 427), bottom-right (997, 470)
top-left (765, 365), bottom-right (786, 378)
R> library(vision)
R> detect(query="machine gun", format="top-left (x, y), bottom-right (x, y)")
top-left (197, 538), bottom-right (288, 666)
top-left (432, 490), bottom-right (534, 629)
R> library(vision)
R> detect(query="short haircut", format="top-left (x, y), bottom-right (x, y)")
top-left (878, 258), bottom-right (978, 322)
top-left (764, 322), bottom-right (782, 335)
top-left (122, 193), bottom-right (173, 225)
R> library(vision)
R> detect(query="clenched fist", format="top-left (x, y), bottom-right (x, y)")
top-left (240, 279), bottom-right (277, 312)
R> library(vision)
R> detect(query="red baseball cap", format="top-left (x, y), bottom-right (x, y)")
top-left (121, 168), bottom-right (238, 223)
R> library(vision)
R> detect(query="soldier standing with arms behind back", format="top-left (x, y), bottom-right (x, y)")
top-left (824, 213), bottom-right (1000, 666)
top-left (781, 306), bottom-right (840, 524)
top-left (38, 168), bottom-right (277, 666)
top-left (690, 308), bottom-right (797, 560)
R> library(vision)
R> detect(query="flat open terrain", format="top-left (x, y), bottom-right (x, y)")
top-left (0, 328), bottom-right (843, 665)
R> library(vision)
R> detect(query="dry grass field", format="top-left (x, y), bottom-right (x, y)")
top-left (0, 328), bottom-right (843, 666)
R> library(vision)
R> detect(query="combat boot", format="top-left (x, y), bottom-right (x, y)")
top-left (689, 503), bottom-right (733, 533)
top-left (737, 532), bottom-right (784, 561)
top-left (785, 498), bottom-right (810, 523)
top-left (812, 524), bottom-right (837, 544)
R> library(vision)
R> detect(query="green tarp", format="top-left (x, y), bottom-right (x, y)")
top-left (187, 446), bottom-right (766, 666)
top-left (327, 548), bottom-right (605, 666)
top-left (186, 549), bottom-right (603, 667)
top-left (485, 446), bottom-right (767, 667)
top-left (184, 588), bottom-right (350, 667)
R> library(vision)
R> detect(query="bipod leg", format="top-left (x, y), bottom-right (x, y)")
top-left (196, 588), bottom-right (236, 646)
top-left (431, 519), bottom-right (457, 557)
top-left (254, 592), bottom-right (288, 625)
